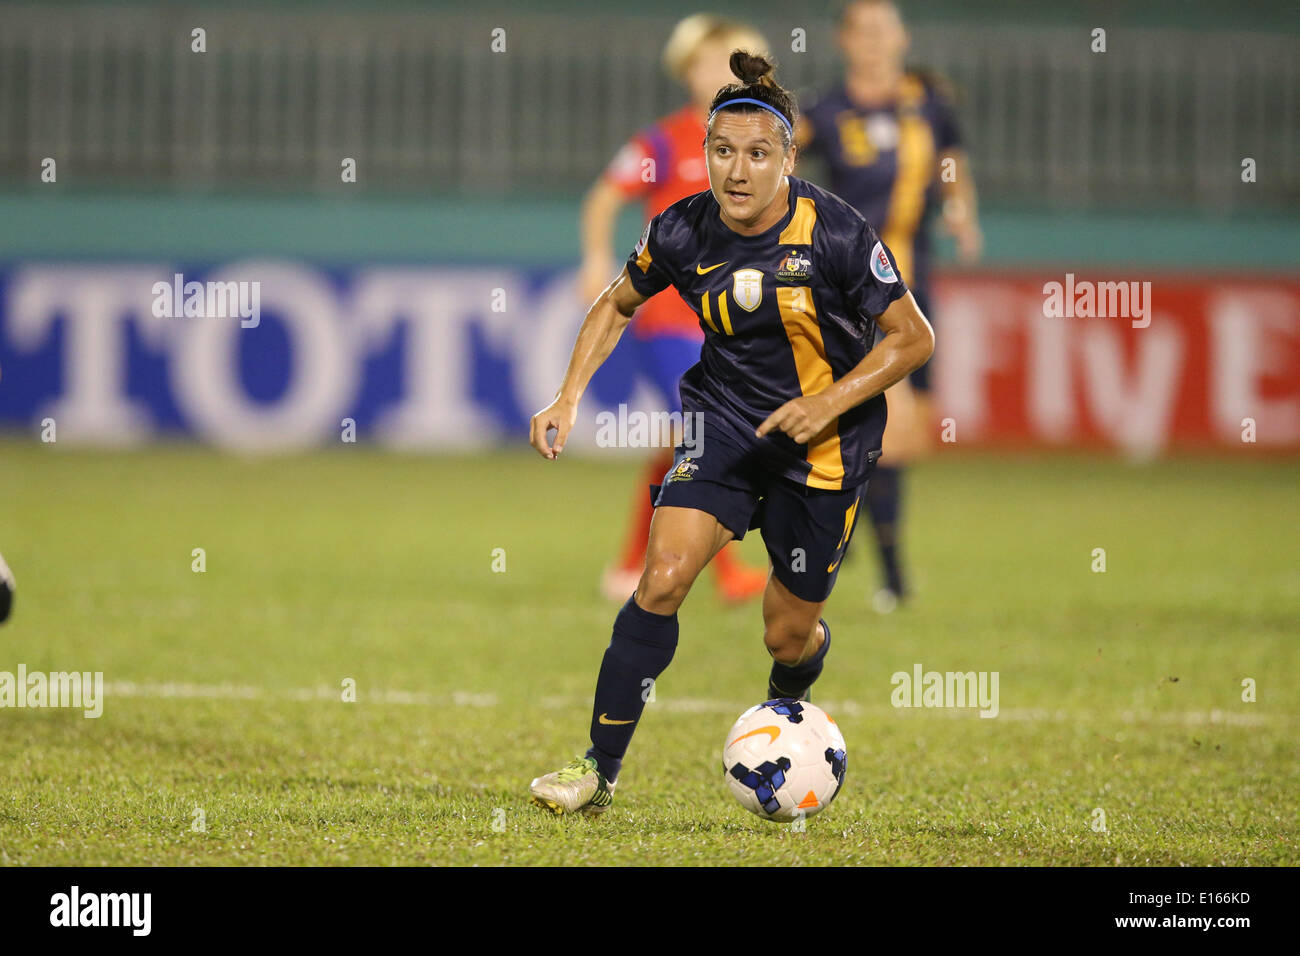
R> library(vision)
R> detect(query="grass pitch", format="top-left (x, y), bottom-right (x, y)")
top-left (0, 440), bottom-right (1295, 865)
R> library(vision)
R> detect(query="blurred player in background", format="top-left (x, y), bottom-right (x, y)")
top-left (798, 0), bottom-right (982, 611)
top-left (579, 14), bottom-right (772, 604)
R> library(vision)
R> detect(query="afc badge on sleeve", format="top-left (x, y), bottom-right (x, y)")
top-left (870, 241), bottom-right (898, 284)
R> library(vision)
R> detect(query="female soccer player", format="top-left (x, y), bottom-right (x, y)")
top-left (798, 0), bottom-right (982, 612)
top-left (527, 52), bottom-right (933, 815)
top-left (580, 14), bottom-right (771, 605)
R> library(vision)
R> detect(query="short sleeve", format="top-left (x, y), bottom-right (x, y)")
top-left (603, 135), bottom-right (654, 198)
top-left (624, 213), bottom-right (673, 299)
top-left (839, 220), bottom-right (909, 321)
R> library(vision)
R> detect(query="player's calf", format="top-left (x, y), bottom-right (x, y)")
top-left (766, 619), bottom-right (831, 702)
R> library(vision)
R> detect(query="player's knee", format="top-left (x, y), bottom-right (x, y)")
top-left (637, 552), bottom-right (697, 614)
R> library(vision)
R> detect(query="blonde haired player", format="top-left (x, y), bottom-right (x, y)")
top-left (580, 15), bottom-right (772, 604)
top-left (798, 0), bottom-right (983, 611)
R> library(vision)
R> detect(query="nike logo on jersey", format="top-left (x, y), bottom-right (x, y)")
top-left (695, 261), bottom-right (728, 275)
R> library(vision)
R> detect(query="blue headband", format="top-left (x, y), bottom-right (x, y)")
top-left (708, 97), bottom-right (793, 140)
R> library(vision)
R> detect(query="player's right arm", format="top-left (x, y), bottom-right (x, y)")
top-left (529, 267), bottom-right (650, 460)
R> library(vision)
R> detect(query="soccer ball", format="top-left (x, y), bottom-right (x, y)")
top-left (722, 699), bottom-right (847, 822)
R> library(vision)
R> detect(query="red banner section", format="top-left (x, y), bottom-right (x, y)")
top-left (930, 273), bottom-right (1300, 452)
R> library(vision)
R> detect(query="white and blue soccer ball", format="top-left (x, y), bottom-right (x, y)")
top-left (722, 699), bottom-right (847, 822)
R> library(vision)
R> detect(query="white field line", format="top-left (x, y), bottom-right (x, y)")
top-left (100, 681), bottom-right (1285, 727)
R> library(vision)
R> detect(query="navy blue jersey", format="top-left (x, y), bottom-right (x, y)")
top-left (800, 72), bottom-right (960, 294)
top-left (624, 175), bottom-right (908, 491)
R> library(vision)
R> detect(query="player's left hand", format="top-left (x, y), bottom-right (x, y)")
top-left (943, 217), bottom-right (983, 264)
top-left (756, 394), bottom-right (836, 446)
top-left (529, 395), bottom-right (578, 460)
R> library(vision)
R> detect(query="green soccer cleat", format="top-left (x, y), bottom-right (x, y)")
top-left (528, 756), bottom-right (616, 816)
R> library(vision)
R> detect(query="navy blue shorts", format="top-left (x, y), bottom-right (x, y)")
top-left (649, 430), bottom-right (873, 604)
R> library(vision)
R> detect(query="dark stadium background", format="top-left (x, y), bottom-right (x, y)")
top-left (1, 0), bottom-right (1295, 452)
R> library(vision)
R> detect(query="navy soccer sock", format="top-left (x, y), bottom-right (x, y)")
top-left (767, 619), bottom-right (831, 700)
top-left (585, 594), bottom-right (678, 784)
top-left (866, 464), bottom-right (905, 595)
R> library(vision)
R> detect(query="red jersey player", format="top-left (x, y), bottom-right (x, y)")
top-left (578, 15), bottom-right (771, 603)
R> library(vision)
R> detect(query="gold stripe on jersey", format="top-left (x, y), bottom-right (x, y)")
top-left (778, 196), bottom-right (818, 246)
top-left (635, 243), bottom-right (654, 275)
top-left (776, 284), bottom-right (844, 491)
top-left (717, 289), bottom-right (734, 335)
top-left (880, 74), bottom-right (934, 287)
top-left (700, 291), bottom-right (720, 334)
top-left (899, 72), bottom-right (927, 110)
top-left (834, 111), bottom-right (875, 167)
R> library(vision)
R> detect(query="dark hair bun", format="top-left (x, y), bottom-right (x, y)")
top-left (708, 49), bottom-right (798, 145)
top-left (730, 50), bottom-right (776, 88)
